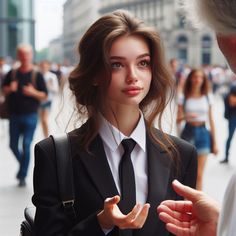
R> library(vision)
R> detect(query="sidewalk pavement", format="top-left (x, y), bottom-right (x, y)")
top-left (0, 93), bottom-right (236, 235)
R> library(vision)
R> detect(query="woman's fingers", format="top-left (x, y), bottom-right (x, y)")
top-left (119, 203), bottom-right (150, 229)
top-left (130, 203), bottom-right (150, 228)
top-left (104, 195), bottom-right (120, 208)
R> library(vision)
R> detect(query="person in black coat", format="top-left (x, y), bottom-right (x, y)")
top-left (32, 10), bottom-right (197, 236)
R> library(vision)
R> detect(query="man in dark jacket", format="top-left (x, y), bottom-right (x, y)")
top-left (2, 44), bottom-right (47, 186)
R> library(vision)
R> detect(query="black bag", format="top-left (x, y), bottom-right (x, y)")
top-left (0, 95), bottom-right (9, 119)
top-left (20, 134), bottom-right (76, 236)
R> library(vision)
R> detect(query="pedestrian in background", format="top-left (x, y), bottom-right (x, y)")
top-left (176, 68), bottom-right (218, 190)
top-left (39, 60), bottom-right (59, 138)
top-left (32, 10), bottom-right (197, 235)
top-left (2, 44), bottom-right (47, 187)
top-left (221, 83), bottom-right (236, 163)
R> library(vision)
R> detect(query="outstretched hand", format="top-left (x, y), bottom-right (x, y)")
top-left (97, 195), bottom-right (150, 230)
top-left (157, 180), bottom-right (220, 236)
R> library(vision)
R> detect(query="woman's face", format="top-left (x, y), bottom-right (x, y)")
top-left (191, 71), bottom-right (205, 88)
top-left (217, 35), bottom-right (236, 74)
top-left (106, 35), bottom-right (152, 109)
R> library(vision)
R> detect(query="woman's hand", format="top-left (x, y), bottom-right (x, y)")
top-left (211, 143), bottom-right (219, 155)
top-left (97, 195), bottom-right (150, 230)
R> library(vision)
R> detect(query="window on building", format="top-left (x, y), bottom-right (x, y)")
top-left (177, 35), bottom-right (188, 64)
top-left (8, 0), bottom-right (18, 17)
top-left (201, 35), bottom-right (212, 65)
top-left (178, 14), bottom-right (185, 28)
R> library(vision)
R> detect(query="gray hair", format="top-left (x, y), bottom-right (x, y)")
top-left (179, 0), bottom-right (236, 34)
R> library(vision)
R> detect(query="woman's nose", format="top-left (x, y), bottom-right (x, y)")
top-left (126, 66), bottom-right (138, 83)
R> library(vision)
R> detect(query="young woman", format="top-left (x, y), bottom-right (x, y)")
top-left (177, 68), bottom-right (218, 190)
top-left (32, 10), bottom-right (197, 236)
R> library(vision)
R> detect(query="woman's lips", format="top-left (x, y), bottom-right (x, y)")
top-left (122, 86), bottom-right (143, 96)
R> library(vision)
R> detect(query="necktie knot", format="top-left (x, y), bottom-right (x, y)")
top-left (121, 139), bottom-right (136, 156)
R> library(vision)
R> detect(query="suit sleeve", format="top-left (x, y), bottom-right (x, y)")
top-left (32, 138), bottom-right (106, 236)
top-left (180, 143), bottom-right (198, 189)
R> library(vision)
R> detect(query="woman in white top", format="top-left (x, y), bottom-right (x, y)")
top-left (177, 68), bottom-right (218, 190)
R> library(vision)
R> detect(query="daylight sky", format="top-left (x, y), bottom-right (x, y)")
top-left (34, 0), bottom-right (66, 50)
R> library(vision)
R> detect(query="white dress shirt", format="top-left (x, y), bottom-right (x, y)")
top-left (98, 113), bottom-right (148, 204)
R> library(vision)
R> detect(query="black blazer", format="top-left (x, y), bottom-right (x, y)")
top-left (32, 124), bottom-right (197, 236)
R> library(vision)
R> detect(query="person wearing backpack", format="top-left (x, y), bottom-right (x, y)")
top-left (2, 44), bottom-right (47, 187)
top-left (221, 84), bottom-right (236, 163)
top-left (32, 10), bottom-right (197, 236)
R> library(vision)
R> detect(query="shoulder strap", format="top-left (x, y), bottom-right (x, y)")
top-left (11, 69), bottom-right (17, 81)
top-left (31, 68), bottom-right (37, 88)
top-left (51, 134), bottom-right (76, 220)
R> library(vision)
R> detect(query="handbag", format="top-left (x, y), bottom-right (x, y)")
top-left (20, 134), bottom-right (76, 235)
top-left (0, 95), bottom-right (9, 119)
top-left (0, 69), bottom-right (17, 119)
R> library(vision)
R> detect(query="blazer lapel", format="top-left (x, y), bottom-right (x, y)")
top-left (78, 135), bottom-right (119, 200)
top-left (146, 132), bottom-right (172, 205)
top-left (135, 131), bottom-right (173, 236)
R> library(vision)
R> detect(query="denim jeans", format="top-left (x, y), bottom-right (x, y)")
top-left (225, 116), bottom-right (236, 160)
top-left (181, 123), bottom-right (211, 155)
top-left (9, 113), bottom-right (38, 179)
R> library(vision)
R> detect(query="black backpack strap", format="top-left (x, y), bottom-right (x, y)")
top-left (51, 134), bottom-right (76, 220)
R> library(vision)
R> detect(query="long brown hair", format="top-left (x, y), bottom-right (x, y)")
top-left (69, 10), bottom-right (176, 158)
top-left (183, 68), bottom-right (210, 98)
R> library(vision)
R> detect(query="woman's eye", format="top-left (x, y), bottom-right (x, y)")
top-left (111, 62), bottom-right (122, 69)
top-left (139, 60), bottom-right (150, 67)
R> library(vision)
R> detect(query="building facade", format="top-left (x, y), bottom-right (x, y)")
top-left (63, 0), bottom-right (226, 67)
top-left (0, 0), bottom-right (35, 60)
top-left (63, 0), bottom-right (99, 64)
top-left (99, 0), bottom-right (225, 67)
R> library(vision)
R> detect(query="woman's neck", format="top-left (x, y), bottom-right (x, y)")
top-left (190, 87), bottom-right (202, 97)
top-left (102, 105), bottom-right (140, 136)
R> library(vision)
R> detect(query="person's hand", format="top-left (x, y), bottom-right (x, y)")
top-left (157, 180), bottom-right (220, 236)
top-left (228, 94), bottom-right (236, 107)
top-left (97, 195), bottom-right (150, 230)
top-left (211, 143), bottom-right (219, 156)
top-left (10, 81), bottom-right (18, 92)
top-left (22, 84), bottom-right (37, 97)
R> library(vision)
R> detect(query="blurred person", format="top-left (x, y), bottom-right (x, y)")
top-left (2, 44), bottom-right (47, 187)
top-left (0, 57), bottom-right (10, 87)
top-left (169, 58), bottom-right (186, 94)
top-left (39, 60), bottom-right (59, 137)
top-left (176, 68), bottom-right (218, 190)
top-left (32, 10), bottom-right (197, 235)
top-left (50, 63), bottom-right (65, 89)
top-left (221, 81), bottom-right (236, 163)
top-left (157, 0), bottom-right (236, 235)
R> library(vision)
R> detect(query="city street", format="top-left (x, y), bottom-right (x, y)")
top-left (1, 92), bottom-right (236, 235)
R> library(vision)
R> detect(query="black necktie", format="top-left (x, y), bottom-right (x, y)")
top-left (119, 138), bottom-right (136, 215)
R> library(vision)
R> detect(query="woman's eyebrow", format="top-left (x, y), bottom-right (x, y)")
top-left (110, 53), bottom-right (150, 60)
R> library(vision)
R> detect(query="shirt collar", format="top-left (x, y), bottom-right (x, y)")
top-left (98, 112), bottom-right (146, 152)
